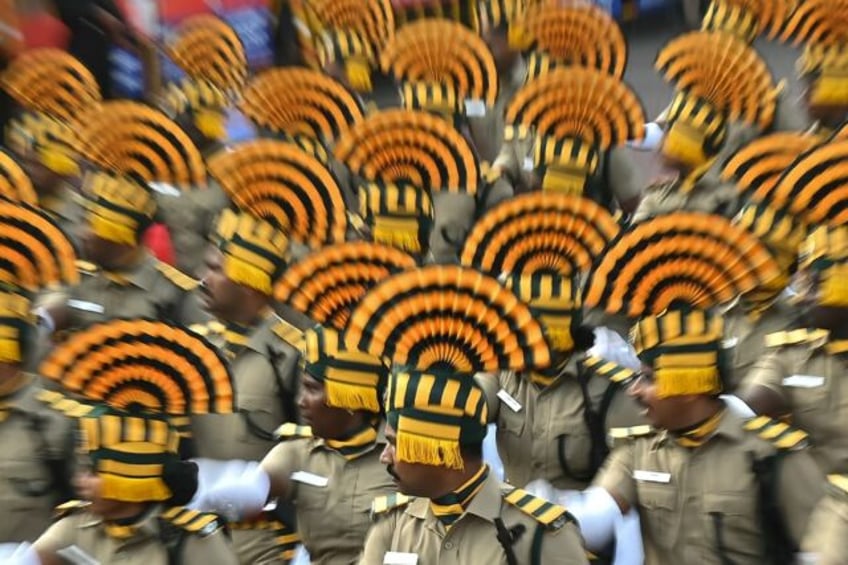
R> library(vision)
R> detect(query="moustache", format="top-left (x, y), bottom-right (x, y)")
top-left (386, 465), bottom-right (400, 481)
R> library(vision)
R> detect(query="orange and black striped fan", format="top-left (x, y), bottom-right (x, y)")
top-left (583, 212), bottom-right (781, 317)
top-left (780, 0), bottom-right (848, 47)
top-left (207, 139), bottom-right (348, 247)
top-left (0, 200), bottom-right (78, 291)
top-left (0, 151), bottom-right (37, 205)
top-left (73, 101), bottom-right (207, 188)
top-left (0, 48), bottom-right (101, 120)
top-left (334, 109), bottom-right (480, 194)
top-left (721, 132), bottom-right (823, 204)
top-left (40, 319), bottom-right (235, 416)
top-left (771, 139), bottom-right (848, 227)
top-left (345, 265), bottom-right (551, 373)
top-left (656, 31), bottom-right (777, 129)
top-left (702, 0), bottom-right (797, 41)
top-left (832, 123), bottom-right (848, 141)
top-left (240, 68), bottom-right (365, 143)
top-left (167, 14), bottom-right (248, 93)
top-left (461, 193), bottom-right (620, 277)
top-left (307, 0), bottom-right (395, 49)
top-left (519, 3), bottom-right (627, 79)
top-left (505, 67), bottom-right (645, 149)
top-left (275, 241), bottom-right (417, 329)
top-left (380, 18), bottom-right (498, 107)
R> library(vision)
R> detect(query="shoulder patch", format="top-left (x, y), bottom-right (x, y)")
top-left (272, 319), bottom-right (304, 349)
top-left (370, 493), bottom-right (413, 520)
top-left (764, 329), bottom-right (829, 349)
top-left (75, 259), bottom-right (98, 275)
top-left (608, 425), bottom-right (655, 441)
top-left (54, 500), bottom-right (91, 520)
top-left (156, 262), bottom-right (200, 291)
top-left (159, 506), bottom-right (223, 537)
top-left (828, 474), bottom-right (848, 496)
top-left (743, 416), bottom-right (809, 451)
top-left (582, 356), bottom-right (637, 385)
top-left (274, 422), bottom-right (313, 440)
top-left (189, 321), bottom-right (226, 339)
top-left (502, 487), bottom-right (574, 530)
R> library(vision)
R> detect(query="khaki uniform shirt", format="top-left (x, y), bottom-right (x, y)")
top-left (468, 59), bottom-right (527, 164)
top-left (631, 173), bottom-right (738, 224)
top-left (261, 434), bottom-right (397, 564)
top-left (41, 184), bottom-right (85, 252)
top-left (429, 191), bottom-right (477, 264)
top-left (742, 333), bottom-right (848, 475)
top-left (802, 475), bottom-right (848, 565)
top-left (720, 299), bottom-right (797, 392)
top-left (358, 472), bottom-right (589, 565)
top-left (191, 314), bottom-right (303, 462)
top-left (61, 254), bottom-right (209, 330)
top-left (0, 381), bottom-right (73, 543)
top-left (595, 410), bottom-right (824, 565)
top-left (475, 358), bottom-right (645, 491)
top-left (34, 504), bottom-right (239, 565)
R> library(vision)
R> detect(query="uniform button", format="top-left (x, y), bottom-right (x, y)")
top-left (444, 541), bottom-right (454, 550)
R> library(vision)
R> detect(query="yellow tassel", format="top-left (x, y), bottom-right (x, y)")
top-left (397, 432), bottom-right (464, 470)
top-left (810, 75), bottom-right (848, 106)
top-left (89, 214), bottom-right (138, 246)
top-left (0, 338), bottom-right (21, 363)
top-left (662, 122), bottom-right (710, 171)
top-left (540, 315), bottom-right (574, 352)
top-left (223, 255), bottom-right (273, 295)
top-left (542, 166), bottom-right (587, 195)
top-left (655, 367), bottom-right (721, 398)
top-left (195, 110), bottom-right (227, 141)
top-left (508, 24), bottom-right (532, 51)
top-left (39, 147), bottom-right (80, 177)
top-left (325, 380), bottom-right (380, 413)
top-left (345, 59), bottom-right (373, 93)
top-left (98, 473), bottom-right (172, 503)
top-left (820, 265), bottom-right (848, 307)
top-left (373, 217), bottom-right (421, 253)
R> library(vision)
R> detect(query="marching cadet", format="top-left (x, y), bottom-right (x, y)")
top-left (461, 193), bottom-right (644, 491)
top-left (338, 264), bottom-right (588, 565)
top-left (802, 475), bottom-right (848, 565)
top-left (38, 171), bottom-right (208, 335)
top-left (566, 214), bottom-right (825, 564)
top-left (29, 319), bottom-right (239, 565)
top-left (632, 30), bottom-right (779, 223)
top-left (191, 210), bottom-right (309, 563)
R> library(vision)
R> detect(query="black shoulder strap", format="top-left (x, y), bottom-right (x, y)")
top-left (529, 522), bottom-right (545, 565)
top-left (494, 517), bottom-right (520, 565)
top-left (158, 518), bottom-right (189, 565)
top-left (266, 344), bottom-right (298, 425)
top-left (575, 369), bottom-right (609, 479)
top-left (749, 451), bottom-right (795, 565)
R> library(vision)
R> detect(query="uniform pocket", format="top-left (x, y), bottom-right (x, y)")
top-left (556, 429), bottom-right (594, 482)
top-left (637, 483), bottom-right (678, 551)
top-left (497, 401), bottom-right (526, 436)
top-left (702, 492), bottom-right (760, 556)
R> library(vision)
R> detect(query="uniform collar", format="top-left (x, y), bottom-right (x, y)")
top-left (80, 504), bottom-right (162, 540)
top-left (651, 405), bottom-right (747, 450)
top-left (103, 253), bottom-right (159, 291)
top-left (407, 470), bottom-right (503, 524)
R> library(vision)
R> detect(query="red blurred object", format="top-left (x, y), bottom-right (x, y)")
top-left (144, 223), bottom-right (176, 266)
top-left (20, 11), bottom-right (69, 49)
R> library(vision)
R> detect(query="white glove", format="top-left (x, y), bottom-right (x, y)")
top-left (720, 394), bottom-right (756, 418)
top-left (626, 123), bottom-right (664, 152)
top-left (0, 543), bottom-right (41, 565)
top-left (589, 327), bottom-right (641, 370)
top-left (191, 458), bottom-right (270, 520)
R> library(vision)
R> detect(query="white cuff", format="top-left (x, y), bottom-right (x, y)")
top-left (568, 487), bottom-right (622, 551)
top-left (0, 543), bottom-right (41, 565)
top-left (720, 394), bottom-right (756, 418)
top-left (190, 458), bottom-right (271, 520)
top-left (626, 123), bottom-right (665, 152)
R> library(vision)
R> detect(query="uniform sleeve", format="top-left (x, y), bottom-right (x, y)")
top-left (429, 192), bottom-right (477, 264)
top-left (474, 372), bottom-right (501, 422)
top-left (802, 492), bottom-right (848, 563)
top-left (772, 86), bottom-right (811, 133)
top-left (259, 441), bottom-right (301, 501)
top-left (593, 443), bottom-right (637, 509)
top-left (181, 528), bottom-right (240, 565)
top-left (775, 450), bottom-right (827, 547)
top-left (175, 290), bottom-right (212, 327)
top-left (740, 350), bottom-right (789, 403)
top-left (32, 516), bottom-right (78, 557)
top-left (536, 522), bottom-right (591, 565)
top-left (357, 514), bottom-right (398, 565)
top-left (607, 148), bottom-right (641, 203)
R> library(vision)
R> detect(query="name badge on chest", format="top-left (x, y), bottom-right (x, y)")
top-left (291, 471), bottom-right (329, 487)
top-left (497, 389), bottom-right (523, 413)
top-left (782, 375), bottom-right (826, 388)
top-left (384, 552), bottom-right (419, 565)
top-left (633, 470), bottom-right (672, 484)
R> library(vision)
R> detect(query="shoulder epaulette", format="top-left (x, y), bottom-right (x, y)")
top-left (608, 425), bottom-right (655, 442)
top-left (272, 319), bottom-right (304, 349)
top-left (502, 486), bottom-right (574, 531)
top-left (743, 416), bottom-right (809, 451)
top-left (582, 356), bottom-right (637, 385)
top-left (764, 329), bottom-right (829, 349)
top-left (274, 422), bottom-right (313, 440)
top-left (158, 506), bottom-right (223, 537)
top-left (370, 493), bottom-right (413, 520)
top-left (156, 262), bottom-right (200, 291)
top-left (75, 259), bottom-right (98, 275)
top-left (189, 321), bottom-right (226, 338)
top-left (54, 500), bottom-right (90, 520)
top-left (827, 474), bottom-right (848, 497)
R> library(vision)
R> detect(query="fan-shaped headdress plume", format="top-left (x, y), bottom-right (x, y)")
top-left (167, 14), bottom-right (248, 93)
top-left (0, 48), bottom-right (101, 119)
top-left (380, 19), bottom-right (499, 108)
top-left (39, 319), bottom-right (235, 502)
top-left (207, 139), bottom-right (348, 248)
top-left (345, 265), bottom-right (551, 468)
top-left (275, 241), bottom-right (416, 328)
top-left (0, 151), bottom-right (37, 204)
top-left (702, 0), bottom-right (797, 42)
top-left (73, 101), bottom-right (207, 188)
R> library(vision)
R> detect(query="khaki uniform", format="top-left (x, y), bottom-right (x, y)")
top-left (742, 331), bottom-right (848, 475)
top-left (33, 503), bottom-right (239, 565)
top-left (429, 191), bottom-right (477, 264)
top-left (475, 357), bottom-right (645, 491)
top-left (261, 430), bottom-right (397, 564)
top-left (802, 475), bottom-right (848, 565)
top-left (0, 381), bottom-right (73, 543)
top-left (60, 254), bottom-right (209, 330)
top-left (468, 58), bottom-right (527, 165)
top-left (720, 299), bottom-right (797, 392)
top-left (595, 410), bottom-right (824, 565)
top-left (40, 184), bottom-right (86, 252)
top-left (359, 471), bottom-right (589, 565)
top-left (631, 174), bottom-right (738, 224)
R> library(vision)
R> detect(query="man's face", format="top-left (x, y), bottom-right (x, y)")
top-left (199, 247), bottom-right (244, 320)
top-left (380, 422), bottom-right (442, 498)
top-left (627, 366), bottom-right (692, 430)
top-left (297, 373), bottom-right (353, 439)
top-left (81, 223), bottom-right (134, 270)
top-left (798, 268), bottom-right (846, 331)
top-left (482, 28), bottom-right (517, 74)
